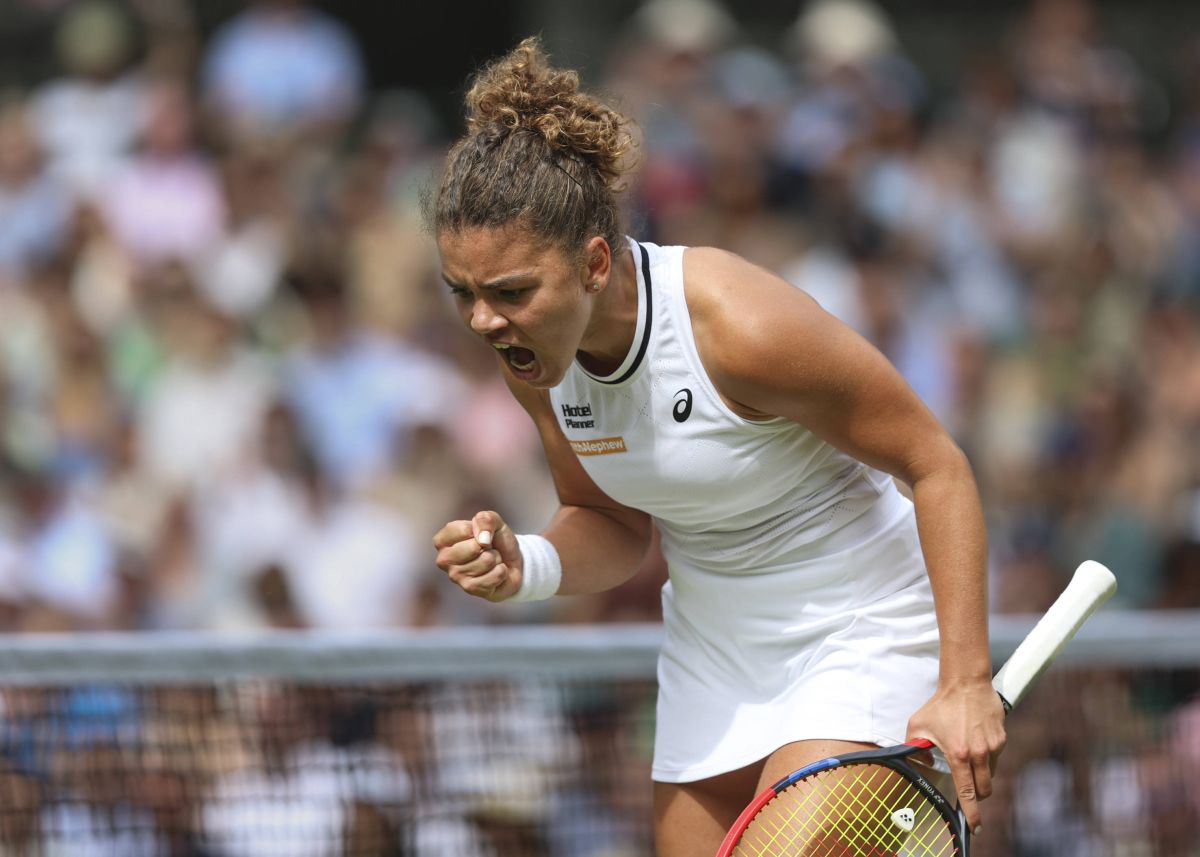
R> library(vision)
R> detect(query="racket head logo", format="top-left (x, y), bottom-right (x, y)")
top-left (890, 807), bottom-right (916, 832)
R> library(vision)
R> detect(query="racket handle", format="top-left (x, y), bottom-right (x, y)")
top-left (991, 560), bottom-right (1116, 710)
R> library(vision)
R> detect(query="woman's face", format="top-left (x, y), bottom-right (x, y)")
top-left (438, 225), bottom-right (595, 389)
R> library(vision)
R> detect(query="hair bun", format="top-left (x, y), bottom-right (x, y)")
top-left (465, 37), bottom-right (632, 185)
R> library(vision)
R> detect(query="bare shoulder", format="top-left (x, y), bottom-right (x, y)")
top-left (681, 246), bottom-right (835, 414)
top-left (682, 245), bottom-right (824, 334)
top-left (680, 247), bottom-right (952, 481)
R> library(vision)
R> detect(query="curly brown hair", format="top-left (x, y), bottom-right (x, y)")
top-left (431, 37), bottom-right (636, 258)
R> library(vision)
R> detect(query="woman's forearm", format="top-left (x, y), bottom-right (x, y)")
top-left (543, 503), bottom-right (654, 595)
top-left (909, 447), bottom-right (992, 685)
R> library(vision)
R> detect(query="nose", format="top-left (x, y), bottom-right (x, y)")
top-left (468, 297), bottom-right (506, 336)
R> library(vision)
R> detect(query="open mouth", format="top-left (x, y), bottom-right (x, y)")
top-left (493, 343), bottom-right (538, 378)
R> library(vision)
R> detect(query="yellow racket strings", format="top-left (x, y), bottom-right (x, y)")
top-left (734, 765), bottom-right (906, 856)
top-left (732, 763), bottom-right (959, 856)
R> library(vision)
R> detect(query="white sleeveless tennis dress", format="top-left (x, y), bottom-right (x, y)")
top-left (548, 239), bottom-right (942, 783)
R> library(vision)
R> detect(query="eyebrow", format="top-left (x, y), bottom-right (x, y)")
top-left (442, 272), bottom-right (536, 291)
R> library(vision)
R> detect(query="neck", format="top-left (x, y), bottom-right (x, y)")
top-left (576, 241), bottom-right (640, 376)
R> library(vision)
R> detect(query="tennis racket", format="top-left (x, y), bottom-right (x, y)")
top-left (716, 559), bottom-right (1117, 857)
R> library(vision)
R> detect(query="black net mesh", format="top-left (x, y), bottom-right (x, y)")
top-left (0, 678), bottom-right (658, 857)
top-left (0, 661), bottom-right (1195, 856)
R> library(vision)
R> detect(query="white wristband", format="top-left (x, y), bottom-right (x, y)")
top-left (509, 534), bottom-right (563, 602)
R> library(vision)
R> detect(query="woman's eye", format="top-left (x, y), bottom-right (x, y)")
top-left (497, 289), bottom-right (523, 301)
top-left (449, 287), bottom-right (471, 300)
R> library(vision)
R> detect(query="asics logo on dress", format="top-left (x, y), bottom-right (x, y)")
top-left (672, 388), bottom-right (693, 423)
top-left (561, 402), bottom-right (595, 428)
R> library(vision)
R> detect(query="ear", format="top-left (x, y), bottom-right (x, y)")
top-left (581, 236), bottom-right (613, 291)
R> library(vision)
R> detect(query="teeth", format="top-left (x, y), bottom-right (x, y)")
top-left (492, 341), bottom-right (534, 372)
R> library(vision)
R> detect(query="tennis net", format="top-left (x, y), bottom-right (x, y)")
top-left (0, 616), bottom-right (1195, 856)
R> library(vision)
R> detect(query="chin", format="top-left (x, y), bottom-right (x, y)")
top-left (525, 373), bottom-right (561, 390)
top-left (529, 365), bottom-right (567, 389)
top-left (501, 359), bottom-right (559, 389)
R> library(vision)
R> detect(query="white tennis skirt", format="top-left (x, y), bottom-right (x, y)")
top-left (651, 490), bottom-right (941, 783)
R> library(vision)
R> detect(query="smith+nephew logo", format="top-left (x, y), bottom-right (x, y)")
top-left (569, 437), bottom-right (627, 456)
top-left (561, 402), bottom-right (595, 429)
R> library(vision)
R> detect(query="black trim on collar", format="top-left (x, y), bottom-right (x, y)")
top-left (591, 242), bottom-right (653, 386)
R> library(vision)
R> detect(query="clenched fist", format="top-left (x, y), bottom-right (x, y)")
top-left (432, 511), bottom-right (525, 602)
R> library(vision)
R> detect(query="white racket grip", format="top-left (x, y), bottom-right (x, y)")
top-left (992, 560), bottom-right (1117, 711)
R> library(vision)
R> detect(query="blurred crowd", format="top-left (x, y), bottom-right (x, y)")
top-left (0, 0), bottom-right (1198, 636)
top-left (0, 671), bottom-right (1195, 856)
top-left (0, 679), bottom-right (658, 856)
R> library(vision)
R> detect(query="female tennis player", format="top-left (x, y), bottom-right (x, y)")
top-left (430, 38), bottom-right (1006, 856)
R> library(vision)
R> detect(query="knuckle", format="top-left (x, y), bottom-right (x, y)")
top-left (460, 575), bottom-right (490, 595)
top-left (957, 783), bottom-right (977, 801)
top-left (466, 564), bottom-right (502, 586)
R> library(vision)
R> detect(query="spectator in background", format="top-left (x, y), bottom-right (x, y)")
top-left (134, 265), bottom-right (274, 493)
top-left (189, 402), bottom-right (310, 630)
top-left (0, 526), bottom-right (26, 631)
top-left (0, 99), bottom-right (75, 287)
top-left (29, 0), bottom-right (149, 203)
top-left (7, 466), bottom-right (118, 630)
top-left (39, 279), bottom-right (115, 487)
top-left (331, 90), bottom-right (446, 341)
top-left (280, 451), bottom-right (426, 630)
top-left (281, 253), bottom-right (466, 492)
top-left (608, 0), bottom-right (738, 244)
top-left (100, 78), bottom-right (226, 271)
top-left (0, 272), bottom-right (67, 472)
top-left (132, 496), bottom-right (204, 630)
top-left (93, 419), bottom-right (171, 571)
top-left (200, 0), bottom-right (365, 146)
top-left (203, 686), bottom-right (412, 857)
top-left (193, 144), bottom-right (290, 320)
top-left (652, 44), bottom-right (805, 272)
top-left (776, 0), bottom-right (906, 186)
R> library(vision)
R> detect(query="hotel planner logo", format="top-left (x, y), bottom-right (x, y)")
top-left (561, 402), bottom-right (595, 429)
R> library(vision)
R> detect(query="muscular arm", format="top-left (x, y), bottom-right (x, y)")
top-left (685, 247), bottom-right (989, 679)
top-left (684, 247), bottom-right (1002, 826)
